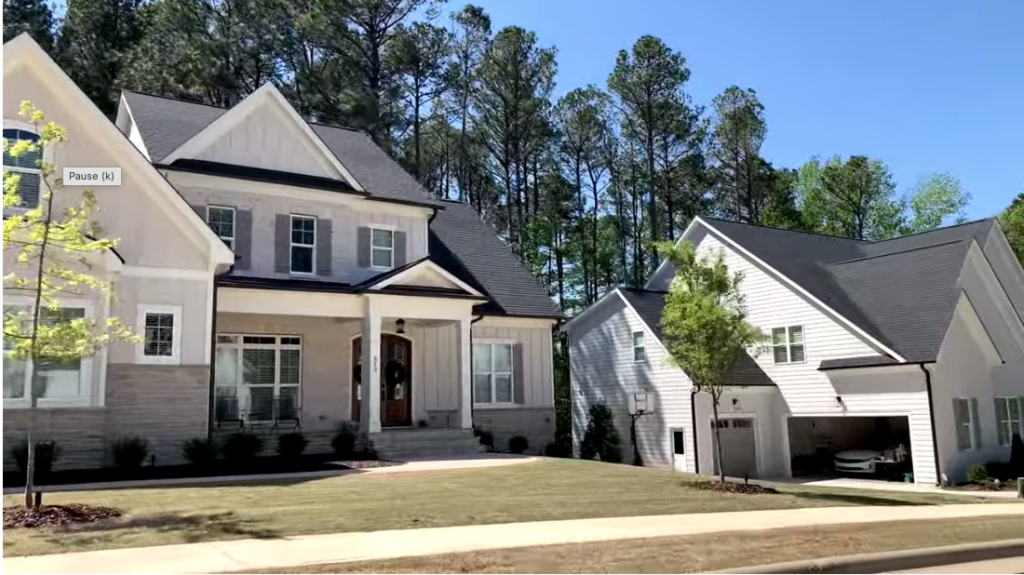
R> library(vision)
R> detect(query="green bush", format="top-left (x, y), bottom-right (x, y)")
top-left (477, 430), bottom-right (494, 451)
top-left (222, 433), bottom-right (263, 461)
top-left (544, 441), bottom-right (572, 458)
top-left (509, 436), bottom-right (529, 454)
top-left (332, 427), bottom-right (357, 457)
top-left (277, 433), bottom-right (308, 458)
top-left (580, 403), bottom-right (621, 463)
top-left (985, 461), bottom-right (1011, 481)
top-left (11, 440), bottom-right (59, 477)
top-left (181, 437), bottom-right (218, 466)
top-left (967, 464), bottom-right (989, 484)
top-left (111, 437), bottom-right (149, 468)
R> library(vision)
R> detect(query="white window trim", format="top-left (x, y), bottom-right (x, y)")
top-left (3, 120), bottom-right (44, 212)
top-left (995, 396), bottom-right (1023, 447)
top-left (954, 397), bottom-right (976, 451)
top-left (632, 330), bottom-right (646, 363)
top-left (290, 214), bottom-right (317, 275)
top-left (206, 205), bottom-right (235, 251)
top-left (472, 338), bottom-right (515, 408)
top-left (369, 225), bottom-right (396, 271)
top-left (4, 295), bottom-right (96, 409)
top-left (215, 333), bottom-right (302, 422)
top-left (771, 325), bottom-right (806, 364)
top-left (136, 304), bottom-right (183, 365)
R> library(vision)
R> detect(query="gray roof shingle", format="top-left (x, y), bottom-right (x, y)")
top-left (699, 217), bottom-right (996, 363)
top-left (430, 200), bottom-right (562, 319)
top-left (618, 288), bottom-right (774, 386)
top-left (121, 90), bottom-right (433, 206)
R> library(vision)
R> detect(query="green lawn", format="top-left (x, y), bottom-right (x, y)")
top-left (272, 516), bottom-right (1024, 574)
top-left (2, 458), bottom-right (992, 557)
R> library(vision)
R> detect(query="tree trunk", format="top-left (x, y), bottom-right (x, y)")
top-left (23, 429), bottom-right (35, 507)
top-left (712, 397), bottom-right (725, 483)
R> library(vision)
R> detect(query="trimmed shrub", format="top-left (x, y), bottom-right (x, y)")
top-left (111, 437), bottom-right (149, 469)
top-left (332, 427), bottom-right (358, 457)
top-left (477, 430), bottom-right (494, 451)
top-left (11, 440), bottom-right (59, 477)
top-left (182, 437), bottom-right (218, 466)
top-left (581, 403), bottom-right (621, 463)
top-left (544, 442), bottom-right (572, 458)
top-left (222, 433), bottom-right (263, 461)
top-left (509, 436), bottom-right (529, 454)
top-left (1011, 433), bottom-right (1024, 479)
top-left (967, 464), bottom-right (989, 484)
top-left (277, 433), bottom-right (308, 458)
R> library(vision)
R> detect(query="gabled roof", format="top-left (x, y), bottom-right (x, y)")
top-left (617, 288), bottom-right (774, 387)
top-left (693, 217), bottom-right (998, 364)
top-left (3, 34), bottom-right (235, 269)
top-left (429, 200), bottom-right (563, 319)
top-left (120, 90), bottom-right (436, 207)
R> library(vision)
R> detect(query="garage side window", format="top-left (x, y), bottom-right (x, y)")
top-left (994, 397), bottom-right (1023, 447)
top-left (953, 398), bottom-right (980, 451)
top-left (632, 331), bottom-right (646, 363)
top-left (771, 326), bottom-right (804, 363)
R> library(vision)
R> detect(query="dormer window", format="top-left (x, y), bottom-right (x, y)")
top-left (3, 127), bottom-right (42, 208)
top-left (371, 227), bottom-right (394, 269)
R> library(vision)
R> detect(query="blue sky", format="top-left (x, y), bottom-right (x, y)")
top-left (471, 0), bottom-right (1022, 219)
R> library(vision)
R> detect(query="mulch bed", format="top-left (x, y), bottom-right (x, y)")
top-left (684, 480), bottom-right (778, 495)
top-left (3, 504), bottom-right (122, 529)
top-left (331, 460), bottom-right (404, 470)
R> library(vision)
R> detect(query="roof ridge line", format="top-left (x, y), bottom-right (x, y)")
top-left (699, 216), bottom-right (867, 242)
top-left (830, 238), bottom-right (968, 266)
top-left (866, 218), bottom-right (996, 244)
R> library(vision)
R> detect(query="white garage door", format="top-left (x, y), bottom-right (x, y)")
top-left (711, 418), bottom-right (757, 478)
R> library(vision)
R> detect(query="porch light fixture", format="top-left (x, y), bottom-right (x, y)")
top-left (395, 318), bottom-right (406, 334)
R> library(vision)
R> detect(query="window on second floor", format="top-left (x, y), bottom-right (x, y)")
top-left (632, 331), bottom-right (646, 363)
top-left (371, 227), bottom-right (394, 269)
top-left (207, 206), bottom-right (235, 250)
top-left (3, 128), bottom-right (42, 208)
top-left (771, 325), bottom-right (805, 364)
top-left (290, 215), bottom-right (316, 274)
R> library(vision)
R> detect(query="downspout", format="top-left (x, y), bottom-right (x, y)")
top-left (690, 389), bottom-right (699, 474)
top-left (919, 362), bottom-right (943, 486)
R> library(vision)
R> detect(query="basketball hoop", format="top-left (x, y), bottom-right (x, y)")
top-left (629, 392), bottom-right (654, 416)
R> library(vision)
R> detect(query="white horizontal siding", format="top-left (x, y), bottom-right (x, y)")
top-left (568, 295), bottom-right (694, 471)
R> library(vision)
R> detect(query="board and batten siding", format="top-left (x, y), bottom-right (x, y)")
top-left (194, 105), bottom-right (340, 179)
top-left (473, 323), bottom-right (555, 408)
top-left (171, 183), bottom-right (428, 284)
top-left (568, 294), bottom-right (695, 471)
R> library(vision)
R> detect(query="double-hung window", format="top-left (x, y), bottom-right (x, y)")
top-left (632, 331), bottom-right (646, 362)
top-left (215, 335), bottom-right (301, 421)
top-left (4, 302), bottom-right (92, 407)
top-left (472, 341), bottom-right (514, 406)
top-left (995, 397), bottom-right (1023, 447)
top-left (290, 215), bottom-right (316, 274)
top-left (953, 397), bottom-right (980, 451)
top-left (137, 304), bottom-right (182, 364)
top-left (771, 325), bottom-right (805, 363)
top-left (371, 227), bottom-right (394, 269)
top-left (3, 127), bottom-right (42, 208)
top-left (207, 206), bottom-right (235, 250)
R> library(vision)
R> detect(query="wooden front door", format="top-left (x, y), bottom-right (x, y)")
top-left (351, 335), bottom-right (412, 427)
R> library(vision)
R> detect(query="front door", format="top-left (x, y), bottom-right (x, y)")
top-left (351, 335), bottom-right (412, 427)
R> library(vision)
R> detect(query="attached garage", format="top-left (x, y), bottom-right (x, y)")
top-left (788, 416), bottom-right (913, 481)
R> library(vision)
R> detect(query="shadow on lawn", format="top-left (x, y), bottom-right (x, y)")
top-left (785, 490), bottom-right (927, 507)
top-left (44, 511), bottom-right (281, 547)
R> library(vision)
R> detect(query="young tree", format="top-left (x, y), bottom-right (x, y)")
top-left (3, 103), bottom-right (138, 507)
top-left (659, 240), bottom-right (764, 482)
top-left (904, 172), bottom-right (971, 233)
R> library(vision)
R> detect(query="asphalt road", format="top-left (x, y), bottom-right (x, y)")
top-left (889, 556), bottom-right (1024, 574)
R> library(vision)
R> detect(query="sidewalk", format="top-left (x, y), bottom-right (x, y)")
top-left (5, 503), bottom-right (1022, 574)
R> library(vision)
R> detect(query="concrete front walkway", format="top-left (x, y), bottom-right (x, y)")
top-left (5, 503), bottom-right (1022, 574)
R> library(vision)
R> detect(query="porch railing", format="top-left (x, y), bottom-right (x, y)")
top-left (214, 386), bottom-right (301, 433)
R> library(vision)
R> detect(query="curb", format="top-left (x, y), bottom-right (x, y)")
top-left (712, 538), bottom-right (1024, 574)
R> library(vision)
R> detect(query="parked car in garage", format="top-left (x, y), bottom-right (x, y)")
top-left (834, 444), bottom-right (909, 477)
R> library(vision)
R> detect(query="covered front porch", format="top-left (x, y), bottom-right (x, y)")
top-left (212, 272), bottom-right (485, 450)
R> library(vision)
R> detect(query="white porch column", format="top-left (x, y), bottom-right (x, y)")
top-left (360, 301), bottom-right (382, 434)
top-left (458, 317), bottom-right (473, 429)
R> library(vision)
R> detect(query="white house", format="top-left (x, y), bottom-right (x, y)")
top-left (564, 215), bottom-right (1024, 485)
top-left (2, 34), bottom-right (561, 470)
